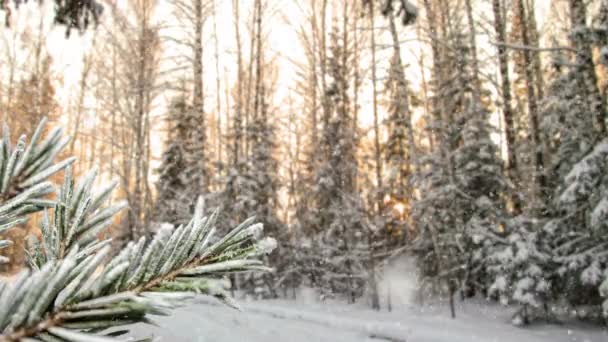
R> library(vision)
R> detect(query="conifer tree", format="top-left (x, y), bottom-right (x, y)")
top-left (308, 14), bottom-right (369, 302)
top-left (237, 99), bottom-right (282, 297)
top-left (153, 98), bottom-right (192, 226)
top-left (382, 11), bottom-right (416, 244)
top-left (413, 1), bottom-right (505, 315)
top-left (486, 1), bottom-right (608, 324)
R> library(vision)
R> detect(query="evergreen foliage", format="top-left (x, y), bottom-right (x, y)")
top-left (412, 13), bottom-right (506, 303)
top-left (0, 118), bottom-right (75, 262)
top-left (548, 139), bottom-right (608, 310)
top-left (304, 25), bottom-right (369, 301)
top-left (485, 140), bottom-right (608, 323)
top-left (220, 84), bottom-right (284, 298)
top-left (154, 98), bottom-right (194, 226)
top-left (184, 105), bottom-right (210, 199)
top-left (382, 47), bottom-right (414, 243)
top-left (26, 167), bottom-right (127, 268)
top-left (485, 216), bottom-right (551, 325)
top-left (0, 119), bottom-right (276, 341)
top-left (482, 8), bottom-right (608, 322)
top-left (541, 48), bottom-right (596, 191)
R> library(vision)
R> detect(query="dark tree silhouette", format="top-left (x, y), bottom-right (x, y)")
top-left (1, 0), bottom-right (103, 35)
top-left (363, 0), bottom-right (417, 25)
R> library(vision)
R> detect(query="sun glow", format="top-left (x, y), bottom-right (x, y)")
top-left (393, 202), bottom-right (406, 217)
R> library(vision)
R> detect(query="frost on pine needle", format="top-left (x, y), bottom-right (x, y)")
top-left (0, 194), bottom-right (274, 341)
top-left (0, 119), bottom-right (276, 341)
top-left (256, 237), bottom-right (277, 253)
top-left (0, 118), bottom-right (75, 263)
top-left (243, 223), bottom-right (264, 240)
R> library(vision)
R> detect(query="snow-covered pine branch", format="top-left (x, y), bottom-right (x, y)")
top-left (0, 196), bottom-right (276, 341)
top-left (0, 118), bottom-right (75, 262)
top-left (0, 119), bottom-right (276, 341)
top-left (26, 167), bottom-right (127, 269)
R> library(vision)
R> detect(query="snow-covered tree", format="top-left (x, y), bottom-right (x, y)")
top-left (382, 13), bottom-right (416, 244)
top-left (307, 18), bottom-right (369, 302)
top-left (488, 139), bottom-right (608, 323)
top-left (486, 2), bottom-right (608, 323)
top-left (540, 54), bottom-right (594, 192)
top-left (210, 0), bottom-right (284, 298)
top-left (170, 0), bottom-right (213, 195)
top-left (153, 98), bottom-right (193, 226)
top-left (486, 216), bottom-right (552, 325)
top-left (235, 71), bottom-right (283, 298)
top-left (546, 140), bottom-right (608, 317)
top-left (413, 3), bottom-right (506, 314)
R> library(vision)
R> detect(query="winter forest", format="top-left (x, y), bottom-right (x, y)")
top-left (0, 0), bottom-right (607, 340)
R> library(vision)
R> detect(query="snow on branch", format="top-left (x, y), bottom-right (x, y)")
top-left (0, 119), bottom-right (276, 341)
top-left (0, 196), bottom-right (276, 341)
top-left (0, 118), bottom-right (75, 263)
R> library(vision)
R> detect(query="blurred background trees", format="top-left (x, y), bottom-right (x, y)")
top-left (2, 0), bottom-right (608, 324)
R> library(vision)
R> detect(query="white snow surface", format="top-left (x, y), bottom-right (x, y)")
top-left (129, 297), bottom-right (607, 341)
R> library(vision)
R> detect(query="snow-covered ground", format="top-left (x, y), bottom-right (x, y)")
top-left (130, 297), bottom-right (608, 341)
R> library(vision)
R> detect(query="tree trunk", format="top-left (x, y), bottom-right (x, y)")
top-left (526, 0), bottom-right (544, 100)
top-left (492, 0), bottom-right (521, 213)
top-left (368, 2), bottom-right (381, 311)
top-left (370, 1), bottom-right (383, 216)
top-left (515, 0), bottom-right (545, 210)
top-left (253, 0), bottom-right (263, 126)
top-left (132, 1), bottom-right (148, 240)
top-left (213, 0), bottom-right (222, 188)
top-left (193, 0), bottom-right (208, 193)
top-left (245, 4), bottom-right (258, 158)
top-left (232, 0), bottom-right (243, 167)
top-left (449, 279), bottom-right (456, 318)
top-left (464, 0), bottom-right (481, 104)
top-left (320, 0), bottom-right (330, 131)
top-left (569, 0), bottom-right (606, 137)
top-left (310, 0), bottom-right (319, 149)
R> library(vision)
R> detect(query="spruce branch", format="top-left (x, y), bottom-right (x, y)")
top-left (26, 166), bottom-right (127, 269)
top-left (0, 197), bottom-right (276, 341)
top-left (0, 118), bottom-right (75, 262)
